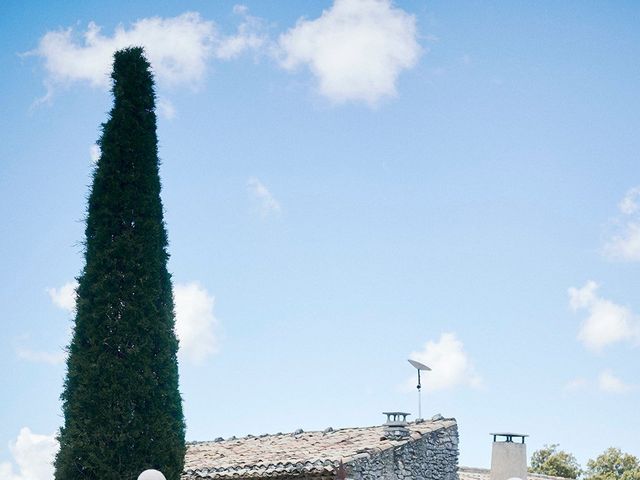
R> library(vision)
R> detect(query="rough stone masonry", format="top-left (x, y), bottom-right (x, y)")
top-left (348, 418), bottom-right (459, 480)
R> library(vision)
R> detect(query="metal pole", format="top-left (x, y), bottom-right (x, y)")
top-left (417, 369), bottom-right (422, 420)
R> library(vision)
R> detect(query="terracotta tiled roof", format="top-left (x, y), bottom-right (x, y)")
top-left (458, 467), bottom-right (570, 480)
top-left (183, 418), bottom-right (457, 479)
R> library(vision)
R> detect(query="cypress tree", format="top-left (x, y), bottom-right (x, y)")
top-left (55, 47), bottom-right (185, 480)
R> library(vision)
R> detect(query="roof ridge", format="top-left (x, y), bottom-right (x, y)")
top-left (187, 418), bottom-right (455, 445)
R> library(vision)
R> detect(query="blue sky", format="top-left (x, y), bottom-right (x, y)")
top-left (1, 1), bottom-right (639, 478)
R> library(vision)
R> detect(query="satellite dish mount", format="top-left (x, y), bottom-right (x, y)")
top-left (408, 359), bottom-right (431, 421)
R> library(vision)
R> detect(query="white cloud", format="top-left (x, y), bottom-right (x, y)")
top-left (29, 8), bottom-right (266, 101)
top-left (598, 369), bottom-right (633, 394)
top-left (603, 186), bottom-right (640, 261)
top-left (563, 377), bottom-right (588, 393)
top-left (15, 281), bottom-right (76, 365)
top-left (424, 33), bottom-right (439, 43)
top-left (32, 13), bottom-right (214, 91)
top-left (157, 98), bottom-right (176, 120)
top-left (89, 144), bottom-right (100, 164)
top-left (407, 333), bottom-right (482, 392)
top-left (568, 280), bottom-right (599, 311)
top-left (563, 372), bottom-right (634, 394)
top-left (233, 4), bottom-right (249, 15)
top-left (174, 282), bottom-right (219, 364)
top-left (30, 4), bottom-right (421, 107)
top-left (568, 281), bottom-right (639, 351)
top-left (214, 6), bottom-right (267, 60)
top-left (0, 428), bottom-right (58, 480)
top-left (277, 0), bottom-right (421, 105)
top-left (247, 177), bottom-right (281, 217)
top-left (15, 348), bottom-right (66, 366)
top-left (619, 186), bottom-right (640, 215)
top-left (604, 223), bottom-right (640, 261)
top-left (45, 281), bottom-right (77, 313)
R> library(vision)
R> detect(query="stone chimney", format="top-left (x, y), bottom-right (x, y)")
top-left (489, 433), bottom-right (528, 480)
top-left (381, 412), bottom-right (410, 440)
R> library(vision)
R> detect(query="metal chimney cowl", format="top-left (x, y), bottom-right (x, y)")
top-left (489, 433), bottom-right (528, 480)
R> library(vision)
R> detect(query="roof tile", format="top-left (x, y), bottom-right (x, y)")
top-left (184, 419), bottom-right (456, 479)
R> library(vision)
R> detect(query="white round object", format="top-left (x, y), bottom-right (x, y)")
top-left (138, 469), bottom-right (167, 480)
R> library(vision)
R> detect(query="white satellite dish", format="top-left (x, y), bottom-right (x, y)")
top-left (408, 359), bottom-right (431, 420)
top-left (408, 359), bottom-right (431, 371)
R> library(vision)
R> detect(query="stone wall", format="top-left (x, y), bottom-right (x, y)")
top-left (346, 421), bottom-right (459, 480)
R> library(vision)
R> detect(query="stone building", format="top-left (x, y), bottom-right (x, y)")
top-left (182, 414), bottom-right (459, 480)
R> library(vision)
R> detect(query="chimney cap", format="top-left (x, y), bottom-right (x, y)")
top-left (490, 433), bottom-right (528, 443)
top-left (382, 412), bottom-right (410, 425)
top-left (382, 412), bottom-right (411, 440)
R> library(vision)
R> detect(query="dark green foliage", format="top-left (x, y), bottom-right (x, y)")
top-left (54, 47), bottom-right (185, 480)
top-left (585, 448), bottom-right (640, 480)
top-left (530, 444), bottom-right (582, 479)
